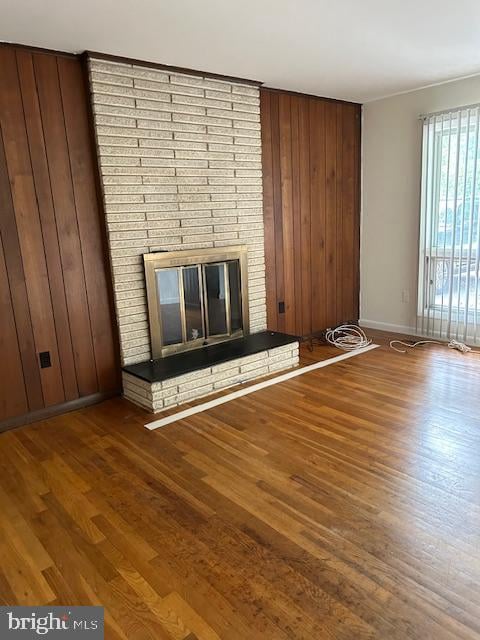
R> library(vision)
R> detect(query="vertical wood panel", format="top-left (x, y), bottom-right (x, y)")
top-left (0, 237), bottom-right (29, 419)
top-left (0, 126), bottom-right (44, 412)
top-left (0, 47), bottom-right (64, 407)
top-left (335, 104), bottom-right (344, 322)
top-left (353, 105), bottom-right (361, 321)
top-left (261, 89), bottom-right (361, 337)
top-left (279, 95), bottom-right (296, 333)
top-left (33, 53), bottom-right (98, 397)
top-left (310, 98), bottom-right (327, 333)
top-left (290, 97), bottom-right (303, 334)
top-left (58, 57), bottom-right (119, 393)
top-left (0, 44), bottom-right (120, 427)
top-left (16, 50), bottom-right (79, 401)
top-left (260, 90), bottom-right (278, 331)
top-left (299, 97), bottom-right (312, 336)
top-left (271, 93), bottom-right (285, 332)
top-left (341, 104), bottom-right (357, 321)
top-left (324, 102), bottom-right (338, 329)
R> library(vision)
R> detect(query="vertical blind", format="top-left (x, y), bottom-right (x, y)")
top-left (418, 104), bottom-right (480, 344)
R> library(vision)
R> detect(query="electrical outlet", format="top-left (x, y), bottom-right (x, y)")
top-left (401, 289), bottom-right (410, 304)
top-left (39, 351), bottom-right (51, 368)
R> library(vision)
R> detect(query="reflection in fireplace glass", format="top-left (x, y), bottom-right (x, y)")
top-left (205, 264), bottom-right (228, 335)
top-left (228, 260), bottom-right (242, 332)
top-left (183, 266), bottom-right (204, 341)
top-left (156, 268), bottom-right (183, 345)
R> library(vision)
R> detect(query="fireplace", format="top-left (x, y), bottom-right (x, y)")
top-left (90, 58), bottom-right (299, 413)
top-left (144, 246), bottom-right (250, 358)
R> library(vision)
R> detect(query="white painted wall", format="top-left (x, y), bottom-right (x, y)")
top-left (361, 74), bottom-right (480, 334)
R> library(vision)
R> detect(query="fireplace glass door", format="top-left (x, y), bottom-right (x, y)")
top-left (146, 248), bottom-right (248, 358)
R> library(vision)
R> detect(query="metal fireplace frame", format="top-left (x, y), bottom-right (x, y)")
top-left (144, 246), bottom-right (250, 359)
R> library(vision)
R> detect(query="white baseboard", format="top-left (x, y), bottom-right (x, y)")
top-left (359, 318), bottom-right (480, 345)
top-left (359, 318), bottom-right (417, 335)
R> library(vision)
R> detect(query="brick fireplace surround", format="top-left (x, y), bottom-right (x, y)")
top-left (87, 57), bottom-right (299, 413)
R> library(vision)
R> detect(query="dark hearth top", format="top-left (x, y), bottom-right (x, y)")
top-left (123, 331), bottom-right (298, 383)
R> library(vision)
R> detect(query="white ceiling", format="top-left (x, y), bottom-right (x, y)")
top-left (2, 0), bottom-right (480, 103)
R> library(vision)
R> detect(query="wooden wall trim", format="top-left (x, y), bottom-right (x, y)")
top-left (0, 391), bottom-right (120, 433)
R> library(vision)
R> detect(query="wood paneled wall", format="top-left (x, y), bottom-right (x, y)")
top-left (0, 45), bottom-right (120, 427)
top-left (261, 89), bottom-right (361, 336)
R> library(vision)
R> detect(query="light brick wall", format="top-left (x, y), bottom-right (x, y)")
top-left (122, 342), bottom-right (299, 413)
top-left (87, 58), bottom-right (267, 365)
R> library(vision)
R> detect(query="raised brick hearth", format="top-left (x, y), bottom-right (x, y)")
top-left (123, 340), bottom-right (299, 412)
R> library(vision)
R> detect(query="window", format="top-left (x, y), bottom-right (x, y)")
top-left (418, 105), bottom-right (480, 343)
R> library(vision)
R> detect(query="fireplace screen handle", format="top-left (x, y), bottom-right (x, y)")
top-left (202, 262), bottom-right (230, 338)
top-left (182, 265), bottom-right (205, 342)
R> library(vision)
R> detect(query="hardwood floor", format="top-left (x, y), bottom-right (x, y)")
top-left (1, 331), bottom-right (480, 639)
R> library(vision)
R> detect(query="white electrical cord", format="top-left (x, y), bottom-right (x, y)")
top-left (325, 324), bottom-right (372, 351)
top-left (390, 338), bottom-right (480, 354)
top-left (324, 325), bottom-right (480, 355)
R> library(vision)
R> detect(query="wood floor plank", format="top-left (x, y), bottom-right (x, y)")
top-left (0, 330), bottom-right (479, 639)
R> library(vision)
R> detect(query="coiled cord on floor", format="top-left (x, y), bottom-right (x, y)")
top-left (390, 338), bottom-right (480, 354)
top-left (325, 324), bottom-right (372, 351)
